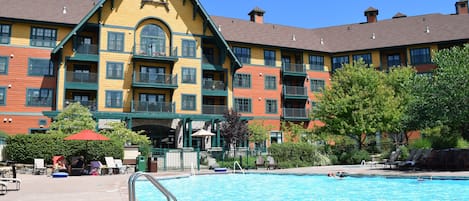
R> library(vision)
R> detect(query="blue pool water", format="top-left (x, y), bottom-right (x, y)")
top-left (135, 173), bottom-right (469, 201)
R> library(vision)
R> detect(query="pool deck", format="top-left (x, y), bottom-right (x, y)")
top-left (3, 165), bottom-right (469, 201)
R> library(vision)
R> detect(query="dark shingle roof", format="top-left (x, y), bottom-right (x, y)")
top-left (213, 13), bottom-right (469, 53)
top-left (0, 0), bottom-right (99, 25)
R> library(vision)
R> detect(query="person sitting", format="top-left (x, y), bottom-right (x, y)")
top-left (54, 160), bottom-right (67, 173)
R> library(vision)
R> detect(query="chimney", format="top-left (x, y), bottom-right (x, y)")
top-left (392, 12), bottom-right (407, 19)
top-left (248, 7), bottom-right (265, 24)
top-left (364, 7), bottom-right (379, 23)
top-left (455, 0), bottom-right (468, 15)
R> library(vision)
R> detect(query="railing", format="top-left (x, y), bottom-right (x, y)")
top-left (66, 71), bottom-right (98, 83)
top-left (134, 73), bottom-right (177, 85)
top-left (128, 172), bottom-right (177, 201)
top-left (283, 86), bottom-right (307, 96)
top-left (202, 105), bottom-right (228, 115)
top-left (282, 63), bottom-right (306, 73)
top-left (132, 101), bottom-right (175, 113)
top-left (75, 44), bottom-right (98, 54)
top-left (309, 64), bottom-right (325, 71)
top-left (134, 44), bottom-right (178, 57)
top-left (283, 108), bottom-right (309, 118)
top-left (64, 99), bottom-right (97, 111)
top-left (202, 79), bottom-right (226, 90)
top-left (233, 161), bottom-right (245, 174)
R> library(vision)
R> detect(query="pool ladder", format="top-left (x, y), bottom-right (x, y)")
top-left (128, 172), bottom-right (177, 201)
top-left (233, 161), bottom-right (245, 174)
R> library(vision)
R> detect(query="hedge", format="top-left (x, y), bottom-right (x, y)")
top-left (5, 134), bottom-right (123, 164)
top-left (269, 142), bottom-right (331, 168)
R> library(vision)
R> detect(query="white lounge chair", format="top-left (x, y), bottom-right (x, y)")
top-left (33, 158), bottom-right (47, 175)
top-left (114, 159), bottom-right (128, 174)
top-left (0, 178), bottom-right (21, 190)
top-left (0, 181), bottom-right (7, 195)
top-left (104, 157), bottom-right (119, 175)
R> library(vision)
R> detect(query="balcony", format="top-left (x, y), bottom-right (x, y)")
top-left (202, 55), bottom-right (224, 71)
top-left (282, 63), bottom-right (307, 77)
top-left (202, 79), bottom-right (227, 96)
top-left (132, 101), bottom-right (175, 113)
top-left (64, 99), bottom-right (97, 111)
top-left (282, 108), bottom-right (310, 121)
top-left (132, 73), bottom-right (178, 89)
top-left (132, 45), bottom-right (178, 63)
top-left (283, 86), bottom-right (308, 100)
top-left (65, 71), bottom-right (98, 90)
top-left (202, 105), bottom-right (228, 115)
top-left (70, 44), bottom-right (99, 62)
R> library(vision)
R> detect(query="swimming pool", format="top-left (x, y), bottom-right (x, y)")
top-left (135, 173), bottom-right (469, 201)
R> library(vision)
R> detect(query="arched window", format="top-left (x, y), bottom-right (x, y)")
top-left (140, 24), bottom-right (166, 56)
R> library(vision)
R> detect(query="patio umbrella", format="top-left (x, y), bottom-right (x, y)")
top-left (64, 129), bottom-right (110, 160)
top-left (191, 129), bottom-right (215, 137)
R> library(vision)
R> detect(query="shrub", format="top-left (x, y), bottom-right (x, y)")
top-left (338, 149), bottom-right (370, 165)
top-left (268, 142), bottom-right (331, 168)
top-left (409, 138), bottom-right (432, 149)
top-left (5, 134), bottom-right (123, 164)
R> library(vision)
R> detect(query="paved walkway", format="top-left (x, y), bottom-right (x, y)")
top-left (2, 165), bottom-right (469, 201)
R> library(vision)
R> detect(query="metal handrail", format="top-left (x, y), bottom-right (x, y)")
top-left (128, 172), bottom-right (177, 201)
top-left (233, 161), bottom-right (245, 174)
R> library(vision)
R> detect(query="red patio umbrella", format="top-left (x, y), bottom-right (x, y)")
top-left (64, 129), bottom-right (110, 141)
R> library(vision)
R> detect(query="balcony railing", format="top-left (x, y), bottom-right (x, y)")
top-left (202, 105), bottom-right (228, 115)
top-left (64, 99), bottom-right (97, 111)
top-left (282, 63), bottom-right (306, 73)
top-left (76, 44), bottom-right (98, 54)
top-left (282, 108), bottom-right (309, 119)
top-left (66, 71), bottom-right (98, 83)
top-left (132, 101), bottom-right (175, 113)
top-left (202, 79), bottom-right (226, 90)
top-left (283, 86), bottom-right (307, 97)
top-left (135, 73), bottom-right (177, 85)
top-left (134, 44), bottom-right (178, 57)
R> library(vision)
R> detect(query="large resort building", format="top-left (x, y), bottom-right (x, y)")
top-left (0, 0), bottom-right (468, 150)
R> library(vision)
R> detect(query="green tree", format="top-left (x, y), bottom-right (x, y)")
top-left (248, 121), bottom-right (271, 145)
top-left (281, 121), bottom-right (306, 143)
top-left (313, 60), bottom-right (398, 149)
top-left (47, 102), bottom-right (96, 134)
top-left (220, 109), bottom-right (249, 149)
top-left (99, 122), bottom-right (150, 146)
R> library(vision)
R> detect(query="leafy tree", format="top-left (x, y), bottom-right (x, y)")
top-left (47, 102), bottom-right (96, 134)
top-left (248, 121), bottom-right (271, 145)
top-left (313, 60), bottom-right (398, 149)
top-left (281, 121), bottom-right (306, 143)
top-left (220, 109), bottom-right (249, 149)
top-left (99, 122), bottom-right (150, 146)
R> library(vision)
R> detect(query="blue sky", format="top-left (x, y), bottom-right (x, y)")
top-left (199, 0), bottom-right (458, 29)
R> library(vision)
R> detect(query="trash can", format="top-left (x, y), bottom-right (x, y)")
top-left (148, 157), bottom-right (158, 172)
top-left (136, 156), bottom-right (147, 172)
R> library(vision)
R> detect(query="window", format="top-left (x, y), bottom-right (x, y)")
top-left (182, 40), bottom-right (196, 57)
top-left (352, 53), bottom-right (372, 67)
top-left (410, 47), bottom-right (431, 65)
top-left (106, 62), bottom-right (123, 79)
top-left (182, 67), bottom-right (196, 84)
top-left (331, 56), bottom-right (349, 71)
top-left (30, 27), bottom-right (56, 47)
top-left (234, 73), bottom-right (251, 88)
top-left (311, 79), bottom-right (325, 92)
top-left (264, 75), bottom-right (276, 90)
top-left (270, 131), bottom-right (282, 144)
top-left (233, 47), bottom-right (251, 64)
top-left (265, 99), bottom-right (277, 114)
top-left (28, 58), bottom-right (53, 76)
top-left (234, 98), bottom-right (251, 113)
top-left (0, 87), bottom-right (5, 105)
top-left (26, 88), bottom-right (52, 106)
top-left (140, 24), bottom-right (165, 56)
top-left (387, 54), bottom-right (401, 67)
top-left (264, 50), bottom-right (276, 66)
top-left (108, 32), bottom-right (124, 52)
top-left (0, 24), bottom-right (11, 44)
top-left (105, 91), bottom-right (123, 108)
top-left (0, 56), bottom-right (7, 74)
top-left (181, 94), bottom-right (196, 110)
top-left (309, 55), bottom-right (324, 71)
top-left (140, 66), bottom-right (165, 83)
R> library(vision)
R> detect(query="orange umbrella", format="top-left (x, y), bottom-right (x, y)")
top-left (64, 129), bottom-right (110, 141)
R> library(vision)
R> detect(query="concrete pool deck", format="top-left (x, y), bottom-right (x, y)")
top-left (3, 165), bottom-right (469, 201)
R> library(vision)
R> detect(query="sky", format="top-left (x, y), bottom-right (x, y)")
top-left (199, 0), bottom-right (459, 29)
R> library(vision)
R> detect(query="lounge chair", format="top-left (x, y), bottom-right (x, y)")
top-left (398, 149), bottom-right (423, 168)
top-left (0, 181), bottom-right (6, 195)
top-left (69, 156), bottom-right (85, 176)
top-left (89, 161), bottom-right (103, 175)
top-left (255, 156), bottom-right (265, 169)
top-left (0, 178), bottom-right (21, 190)
top-left (383, 149), bottom-right (401, 169)
top-left (104, 157), bottom-right (119, 175)
top-left (114, 159), bottom-right (128, 174)
top-left (266, 156), bottom-right (278, 170)
top-left (33, 158), bottom-right (47, 175)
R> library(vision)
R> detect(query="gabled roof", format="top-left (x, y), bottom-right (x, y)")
top-left (213, 13), bottom-right (469, 53)
top-left (0, 0), bottom-right (99, 25)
